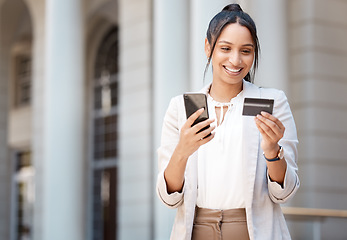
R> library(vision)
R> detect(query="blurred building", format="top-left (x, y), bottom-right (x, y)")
top-left (0, 0), bottom-right (346, 240)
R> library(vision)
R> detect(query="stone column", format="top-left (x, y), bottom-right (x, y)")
top-left (153, 0), bottom-right (189, 239)
top-left (0, 1), bottom-right (10, 239)
top-left (249, 0), bottom-right (289, 93)
top-left (39, 0), bottom-right (84, 239)
top-left (189, 0), bottom-right (232, 91)
top-left (287, 0), bottom-right (347, 238)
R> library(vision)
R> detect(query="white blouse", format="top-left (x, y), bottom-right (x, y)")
top-left (196, 90), bottom-right (246, 210)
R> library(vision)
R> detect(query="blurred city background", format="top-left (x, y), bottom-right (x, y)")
top-left (0, 0), bottom-right (346, 239)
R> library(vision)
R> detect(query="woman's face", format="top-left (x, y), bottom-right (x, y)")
top-left (206, 23), bottom-right (255, 87)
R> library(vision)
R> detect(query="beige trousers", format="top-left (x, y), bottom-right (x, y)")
top-left (191, 207), bottom-right (250, 240)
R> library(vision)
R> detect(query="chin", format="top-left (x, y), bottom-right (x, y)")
top-left (223, 77), bottom-right (244, 86)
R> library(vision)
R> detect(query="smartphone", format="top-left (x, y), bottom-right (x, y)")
top-left (183, 93), bottom-right (210, 135)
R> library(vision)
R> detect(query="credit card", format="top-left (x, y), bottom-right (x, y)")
top-left (242, 98), bottom-right (274, 116)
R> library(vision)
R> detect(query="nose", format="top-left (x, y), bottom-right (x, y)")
top-left (229, 53), bottom-right (242, 66)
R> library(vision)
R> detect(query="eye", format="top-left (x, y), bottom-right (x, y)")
top-left (221, 47), bottom-right (230, 51)
top-left (241, 49), bottom-right (252, 54)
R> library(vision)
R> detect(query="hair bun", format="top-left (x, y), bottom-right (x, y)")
top-left (222, 3), bottom-right (243, 13)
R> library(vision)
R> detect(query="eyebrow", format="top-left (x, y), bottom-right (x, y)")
top-left (217, 40), bottom-right (254, 48)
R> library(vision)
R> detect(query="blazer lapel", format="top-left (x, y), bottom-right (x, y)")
top-left (242, 81), bottom-right (261, 209)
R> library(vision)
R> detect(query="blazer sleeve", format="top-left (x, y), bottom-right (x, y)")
top-left (267, 90), bottom-right (300, 204)
top-left (156, 96), bottom-right (185, 208)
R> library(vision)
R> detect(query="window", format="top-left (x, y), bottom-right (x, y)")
top-left (12, 151), bottom-right (34, 240)
top-left (14, 54), bottom-right (32, 107)
top-left (91, 27), bottom-right (118, 240)
top-left (92, 168), bottom-right (117, 240)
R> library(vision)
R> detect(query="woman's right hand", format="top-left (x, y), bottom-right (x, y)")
top-left (164, 108), bottom-right (215, 193)
top-left (175, 108), bottom-right (215, 159)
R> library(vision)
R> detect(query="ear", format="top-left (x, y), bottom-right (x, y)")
top-left (204, 38), bottom-right (211, 59)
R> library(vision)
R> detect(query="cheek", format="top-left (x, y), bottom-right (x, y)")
top-left (244, 55), bottom-right (255, 68)
top-left (211, 53), bottom-right (223, 66)
top-left (211, 52), bottom-right (228, 67)
top-left (212, 51), bottom-right (224, 61)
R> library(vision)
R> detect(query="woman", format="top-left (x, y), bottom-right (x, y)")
top-left (156, 4), bottom-right (299, 240)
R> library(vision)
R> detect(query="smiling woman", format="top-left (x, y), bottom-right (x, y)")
top-left (156, 3), bottom-right (300, 240)
top-left (206, 23), bottom-right (255, 103)
top-left (204, 4), bottom-right (259, 84)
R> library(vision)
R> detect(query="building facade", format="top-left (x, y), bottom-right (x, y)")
top-left (0, 0), bottom-right (346, 240)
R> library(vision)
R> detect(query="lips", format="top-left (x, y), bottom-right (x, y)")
top-left (224, 65), bottom-right (243, 74)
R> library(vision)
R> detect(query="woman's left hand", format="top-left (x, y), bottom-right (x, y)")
top-left (254, 111), bottom-right (285, 157)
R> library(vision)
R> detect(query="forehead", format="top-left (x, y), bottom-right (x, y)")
top-left (217, 23), bottom-right (253, 45)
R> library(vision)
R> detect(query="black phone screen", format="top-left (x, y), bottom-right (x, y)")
top-left (183, 93), bottom-right (210, 136)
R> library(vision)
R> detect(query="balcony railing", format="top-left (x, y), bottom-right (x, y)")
top-left (282, 207), bottom-right (347, 218)
top-left (282, 207), bottom-right (347, 240)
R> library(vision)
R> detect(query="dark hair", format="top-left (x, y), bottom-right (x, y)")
top-left (204, 4), bottom-right (260, 83)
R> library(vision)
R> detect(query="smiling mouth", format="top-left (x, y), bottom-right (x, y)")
top-left (224, 66), bottom-right (242, 73)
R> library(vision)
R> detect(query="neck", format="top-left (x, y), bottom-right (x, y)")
top-left (209, 81), bottom-right (243, 103)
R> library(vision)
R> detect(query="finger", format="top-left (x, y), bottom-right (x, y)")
top-left (256, 114), bottom-right (283, 137)
top-left (196, 124), bottom-right (216, 140)
top-left (184, 108), bottom-right (205, 128)
top-left (199, 132), bottom-right (215, 145)
top-left (192, 118), bottom-right (215, 134)
top-left (254, 117), bottom-right (278, 142)
top-left (260, 111), bottom-right (285, 131)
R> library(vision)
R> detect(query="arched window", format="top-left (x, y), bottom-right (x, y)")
top-left (91, 27), bottom-right (118, 240)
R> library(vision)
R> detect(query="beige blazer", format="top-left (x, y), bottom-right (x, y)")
top-left (156, 80), bottom-right (299, 240)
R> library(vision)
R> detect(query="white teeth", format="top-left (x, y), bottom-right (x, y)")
top-left (225, 66), bottom-right (241, 73)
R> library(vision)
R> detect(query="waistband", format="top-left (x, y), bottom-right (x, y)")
top-left (194, 207), bottom-right (247, 223)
